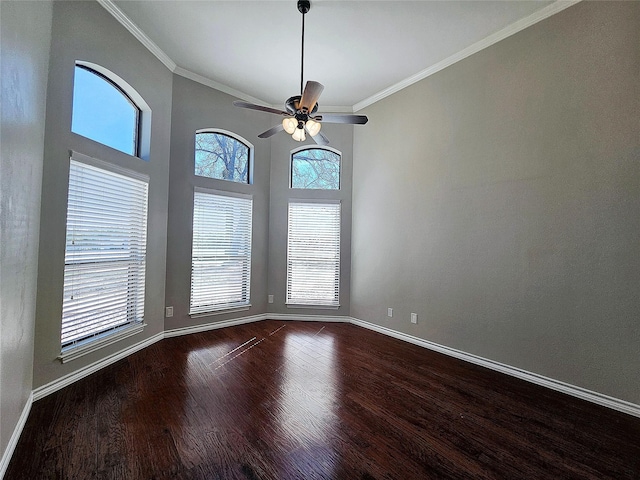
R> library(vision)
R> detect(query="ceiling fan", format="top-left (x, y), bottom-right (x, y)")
top-left (233, 0), bottom-right (368, 145)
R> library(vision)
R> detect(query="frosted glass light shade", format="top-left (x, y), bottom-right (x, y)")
top-left (283, 117), bottom-right (297, 134)
top-left (292, 127), bottom-right (306, 142)
top-left (305, 119), bottom-right (321, 137)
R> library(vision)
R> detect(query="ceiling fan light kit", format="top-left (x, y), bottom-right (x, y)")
top-left (233, 0), bottom-right (368, 145)
top-left (292, 126), bottom-right (306, 142)
top-left (305, 118), bottom-right (321, 136)
top-left (282, 117), bottom-right (298, 135)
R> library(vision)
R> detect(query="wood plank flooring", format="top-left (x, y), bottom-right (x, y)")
top-left (6, 320), bottom-right (640, 479)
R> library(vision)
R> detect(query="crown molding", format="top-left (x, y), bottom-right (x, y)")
top-left (97, 0), bottom-right (176, 71)
top-left (353, 0), bottom-right (582, 112)
top-left (172, 67), bottom-right (271, 105)
top-left (99, 0), bottom-right (580, 115)
top-left (98, 0), bottom-right (274, 106)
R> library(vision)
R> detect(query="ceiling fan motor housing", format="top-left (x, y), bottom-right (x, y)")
top-left (297, 0), bottom-right (310, 15)
top-left (285, 95), bottom-right (318, 116)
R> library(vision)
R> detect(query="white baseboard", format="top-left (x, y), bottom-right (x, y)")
top-left (164, 314), bottom-right (268, 338)
top-left (349, 317), bottom-right (640, 419)
top-left (33, 331), bottom-right (164, 401)
top-left (266, 313), bottom-right (349, 323)
top-left (28, 312), bottom-right (640, 417)
top-left (165, 313), bottom-right (348, 338)
top-left (0, 392), bottom-right (33, 479)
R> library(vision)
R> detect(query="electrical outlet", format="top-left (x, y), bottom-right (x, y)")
top-left (411, 313), bottom-right (418, 324)
top-left (268, 294), bottom-right (274, 304)
top-left (165, 306), bottom-right (174, 318)
top-left (387, 307), bottom-right (393, 317)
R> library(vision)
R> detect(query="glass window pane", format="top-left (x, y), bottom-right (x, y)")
top-left (71, 66), bottom-right (138, 156)
top-left (195, 132), bottom-right (250, 183)
top-left (291, 148), bottom-right (340, 190)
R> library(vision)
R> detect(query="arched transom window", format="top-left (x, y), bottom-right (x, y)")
top-left (291, 147), bottom-right (341, 190)
top-left (71, 64), bottom-right (141, 156)
top-left (195, 130), bottom-right (251, 184)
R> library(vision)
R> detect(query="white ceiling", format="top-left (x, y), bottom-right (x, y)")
top-left (107, 0), bottom-right (572, 111)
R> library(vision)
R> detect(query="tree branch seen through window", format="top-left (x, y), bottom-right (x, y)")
top-left (195, 132), bottom-right (250, 183)
top-left (291, 148), bottom-right (340, 190)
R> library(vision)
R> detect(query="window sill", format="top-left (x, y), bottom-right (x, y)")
top-left (59, 322), bottom-right (146, 364)
top-left (189, 305), bottom-right (251, 319)
top-left (286, 304), bottom-right (340, 310)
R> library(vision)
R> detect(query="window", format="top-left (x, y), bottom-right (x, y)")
top-left (286, 201), bottom-right (340, 307)
top-left (195, 131), bottom-right (251, 183)
top-left (61, 153), bottom-right (148, 353)
top-left (291, 147), bottom-right (340, 190)
top-left (190, 190), bottom-right (253, 314)
top-left (71, 64), bottom-right (141, 156)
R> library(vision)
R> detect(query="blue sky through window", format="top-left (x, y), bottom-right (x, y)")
top-left (71, 66), bottom-right (138, 156)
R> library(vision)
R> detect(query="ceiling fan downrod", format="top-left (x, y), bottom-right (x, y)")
top-left (232, 0), bottom-right (368, 145)
top-left (298, 0), bottom-right (310, 96)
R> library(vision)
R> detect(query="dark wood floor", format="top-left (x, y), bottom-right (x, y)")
top-left (7, 321), bottom-right (640, 479)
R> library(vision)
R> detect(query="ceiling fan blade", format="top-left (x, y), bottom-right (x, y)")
top-left (312, 131), bottom-right (330, 146)
top-left (299, 81), bottom-right (324, 113)
top-left (258, 124), bottom-right (285, 138)
top-left (316, 113), bottom-right (369, 125)
top-left (234, 100), bottom-right (288, 116)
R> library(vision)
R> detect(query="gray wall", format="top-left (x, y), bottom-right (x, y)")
top-left (351, 1), bottom-right (640, 404)
top-left (32, 1), bottom-right (172, 389)
top-left (268, 124), bottom-right (354, 316)
top-left (0, 0), bottom-right (52, 461)
top-left (165, 75), bottom-right (272, 330)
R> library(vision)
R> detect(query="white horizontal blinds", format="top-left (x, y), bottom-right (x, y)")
top-left (62, 159), bottom-right (148, 349)
top-left (190, 191), bottom-right (253, 314)
top-left (287, 202), bottom-right (340, 306)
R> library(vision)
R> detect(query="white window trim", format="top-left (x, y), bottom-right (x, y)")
top-left (59, 322), bottom-right (146, 363)
top-left (194, 186), bottom-right (253, 200)
top-left (288, 198), bottom-right (341, 205)
top-left (286, 304), bottom-right (340, 310)
top-left (189, 305), bottom-right (251, 319)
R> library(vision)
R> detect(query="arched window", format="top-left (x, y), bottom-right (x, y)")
top-left (291, 147), bottom-right (341, 190)
top-left (195, 130), bottom-right (252, 184)
top-left (71, 64), bottom-right (141, 156)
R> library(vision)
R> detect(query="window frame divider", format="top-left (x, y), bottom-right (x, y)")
top-left (70, 150), bottom-right (149, 183)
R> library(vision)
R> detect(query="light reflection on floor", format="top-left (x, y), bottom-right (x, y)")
top-left (275, 329), bottom-right (338, 476)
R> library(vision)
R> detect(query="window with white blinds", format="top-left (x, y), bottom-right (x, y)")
top-left (62, 156), bottom-right (148, 350)
top-left (190, 190), bottom-right (253, 314)
top-left (286, 201), bottom-right (341, 307)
